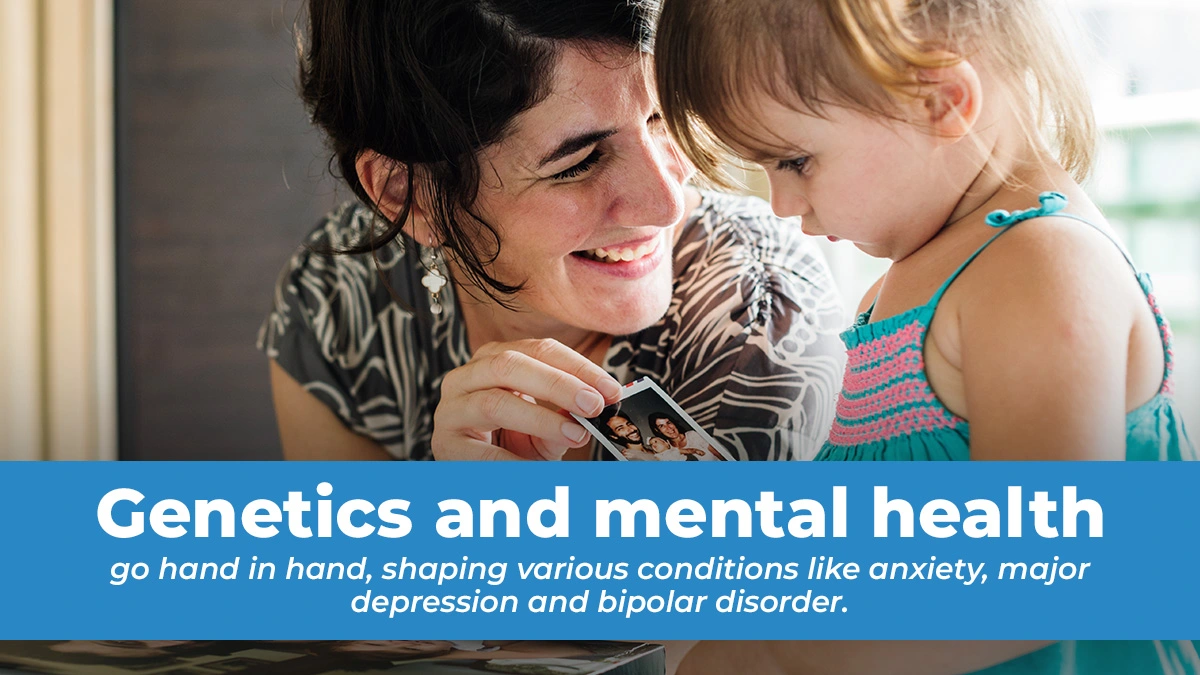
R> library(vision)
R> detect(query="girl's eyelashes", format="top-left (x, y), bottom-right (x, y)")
top-left (776, 156), bottom-right (810, 175)
top-left (550, 148), bottom-right (604, 181)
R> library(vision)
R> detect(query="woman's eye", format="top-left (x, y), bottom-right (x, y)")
top-left (776, 156), bottom-right (810, 175)
top-left (551, 149), bottom-right (604, 180)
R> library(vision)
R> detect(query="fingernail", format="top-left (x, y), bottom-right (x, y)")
top-left (596, 377), bottom-right (622, 401)
top-left (575, 389), bottom-right (603, 416)
top-left (562, 421), bottom-right (589, 444)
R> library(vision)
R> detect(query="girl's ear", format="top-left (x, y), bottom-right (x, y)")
top-left (917, 58), bottom-right (983, 143)
top-left (355, 150), bottom-right (438, 244)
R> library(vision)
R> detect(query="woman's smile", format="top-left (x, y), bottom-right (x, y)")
top-left (569, 230), bottom-right (668, 279)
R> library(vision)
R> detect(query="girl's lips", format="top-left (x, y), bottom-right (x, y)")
top-left (827, 236), bottom-right (840, 242)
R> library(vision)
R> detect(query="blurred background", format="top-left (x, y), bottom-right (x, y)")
top-left (0, 0), bottom-right (1195, 460)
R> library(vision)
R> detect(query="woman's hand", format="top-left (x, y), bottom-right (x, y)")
top-left (432, 339), bottom-right (622, 461)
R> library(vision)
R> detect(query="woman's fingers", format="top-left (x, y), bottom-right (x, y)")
top-left (448, 348), bottom-right (606, 418)
top-left (433, 338), bottom-right (612, 461)
top-left (497, 425), bottom-right (573, 462)
top-left (476, 339), bottom-right (622, 403)
top-left (433, 435), bottom-right (528, 462)
top-left (440, 388), bottom-right (591, 450)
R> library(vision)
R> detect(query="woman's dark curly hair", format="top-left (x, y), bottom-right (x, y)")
top-left (299, 0), bottom-right (657, 301)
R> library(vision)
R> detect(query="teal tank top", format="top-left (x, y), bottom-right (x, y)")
top-left (816, 192), bottom-right (1194, 462)
top-left (814, 193), bottom-right (1197, 674)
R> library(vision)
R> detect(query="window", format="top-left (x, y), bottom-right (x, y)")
top-left (1069, 0), bottom-right (1200, 429)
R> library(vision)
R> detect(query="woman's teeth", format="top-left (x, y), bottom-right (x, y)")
top-left (580, 240), bottom-right (657, 263)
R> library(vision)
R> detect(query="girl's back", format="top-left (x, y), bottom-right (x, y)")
top-left (817, 178), bottom-right (1191, 461)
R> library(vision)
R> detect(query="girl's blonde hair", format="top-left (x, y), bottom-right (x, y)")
top-left (654, 0), bottom-right (1096, 188)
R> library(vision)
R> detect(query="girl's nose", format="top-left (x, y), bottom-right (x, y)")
top-left (767, 174), bottom-right (812, 219)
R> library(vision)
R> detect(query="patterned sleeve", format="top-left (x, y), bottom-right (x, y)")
top-left (256, 204), bottom-right (396, 441)
top-left (662, 194), bottom-right (847, 460)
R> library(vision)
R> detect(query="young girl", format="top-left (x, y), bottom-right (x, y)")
top-left (654, 0), bottom-right (1195, 671)
top-left (655, 0), bottom-right (1193, 462)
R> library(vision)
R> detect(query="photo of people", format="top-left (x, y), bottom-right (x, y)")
top-left (0, 641), bottom-right (664, 675)
top-left (574, 378), bottom-right (732, 462)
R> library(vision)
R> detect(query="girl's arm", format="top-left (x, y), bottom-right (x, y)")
top-left (951, 218), bottom-right (1134, 460)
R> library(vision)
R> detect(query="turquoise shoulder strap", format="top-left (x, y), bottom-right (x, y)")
top-left (926, 191), bottom-right (1144, 307)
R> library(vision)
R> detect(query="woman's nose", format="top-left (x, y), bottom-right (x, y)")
top-left (608, 134), bottom-right (686, 229)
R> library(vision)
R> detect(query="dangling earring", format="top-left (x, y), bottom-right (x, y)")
top-left (420, 236), bottom-right (448, 315)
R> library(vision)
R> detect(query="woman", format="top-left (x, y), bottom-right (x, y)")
top-left (649, 412), bottom-right (723, 460)
top-left (258, 0), bottom-right (846, 461)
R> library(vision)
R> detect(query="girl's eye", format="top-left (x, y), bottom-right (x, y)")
top-left (551, 149), bottom-right (604, 180)
top-left (776, 156), bottom-right (810, 175)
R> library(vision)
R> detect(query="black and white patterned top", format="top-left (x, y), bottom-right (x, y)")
top-left (258, 191), bottom-right (846, 460)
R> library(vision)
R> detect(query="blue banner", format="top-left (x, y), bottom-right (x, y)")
top-left (0, 462), bottom-right (1195, 639)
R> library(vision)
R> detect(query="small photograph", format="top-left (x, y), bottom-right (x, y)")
top-left (573, 378), bottom-right (733, 462)
top-left (0, 641), bottom-right (665, 675)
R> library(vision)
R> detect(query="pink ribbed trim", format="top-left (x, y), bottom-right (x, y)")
top-left (828, 404), bottom-right (961, 446)
top-left (1147, 292), bottom-right (1175, 395)
top-left (828, 316), bottom-right (962, 446)
top-left (846, 321), bottom-right (924, 364)
top-left (835, 379), bottom-right (939, 422)
top-left (842, 351), bottom-right (924, 393)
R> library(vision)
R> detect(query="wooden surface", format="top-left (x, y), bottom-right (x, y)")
top-left (117, 0), bottom-right (344, 459)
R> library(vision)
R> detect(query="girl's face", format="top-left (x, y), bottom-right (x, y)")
top-left (729, 90), bottom-right (971, 261)
top-left (465, 44), bottom-right (692, 336)
top-left (648, 437), bottom-right (671, 453)
top-left (655, 418), bottom-right (681, 439)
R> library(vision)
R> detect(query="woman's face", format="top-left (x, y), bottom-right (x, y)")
top-left (655, 417), bottom-right (681, 439)
top-left (466, 44), bottom-right (693, 336)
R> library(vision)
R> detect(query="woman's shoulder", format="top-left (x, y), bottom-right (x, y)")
top-left (259, 201), bottom-right (419, 363)
top-left (686, 191), bottom-right (822, 260)
top-left (627, 191), bottom-right (848, 461)
top-left (307, 200), bottom-right (381, 245)
top-left (273, 202), bottom-right (416, 306)
top-left (284, 201), bottom-right (409, 283)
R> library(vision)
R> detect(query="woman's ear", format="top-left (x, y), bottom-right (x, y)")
top-left (355, 150), bottom-right (437, 243)
top-left (917, 58), bottom-right (983, 143)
